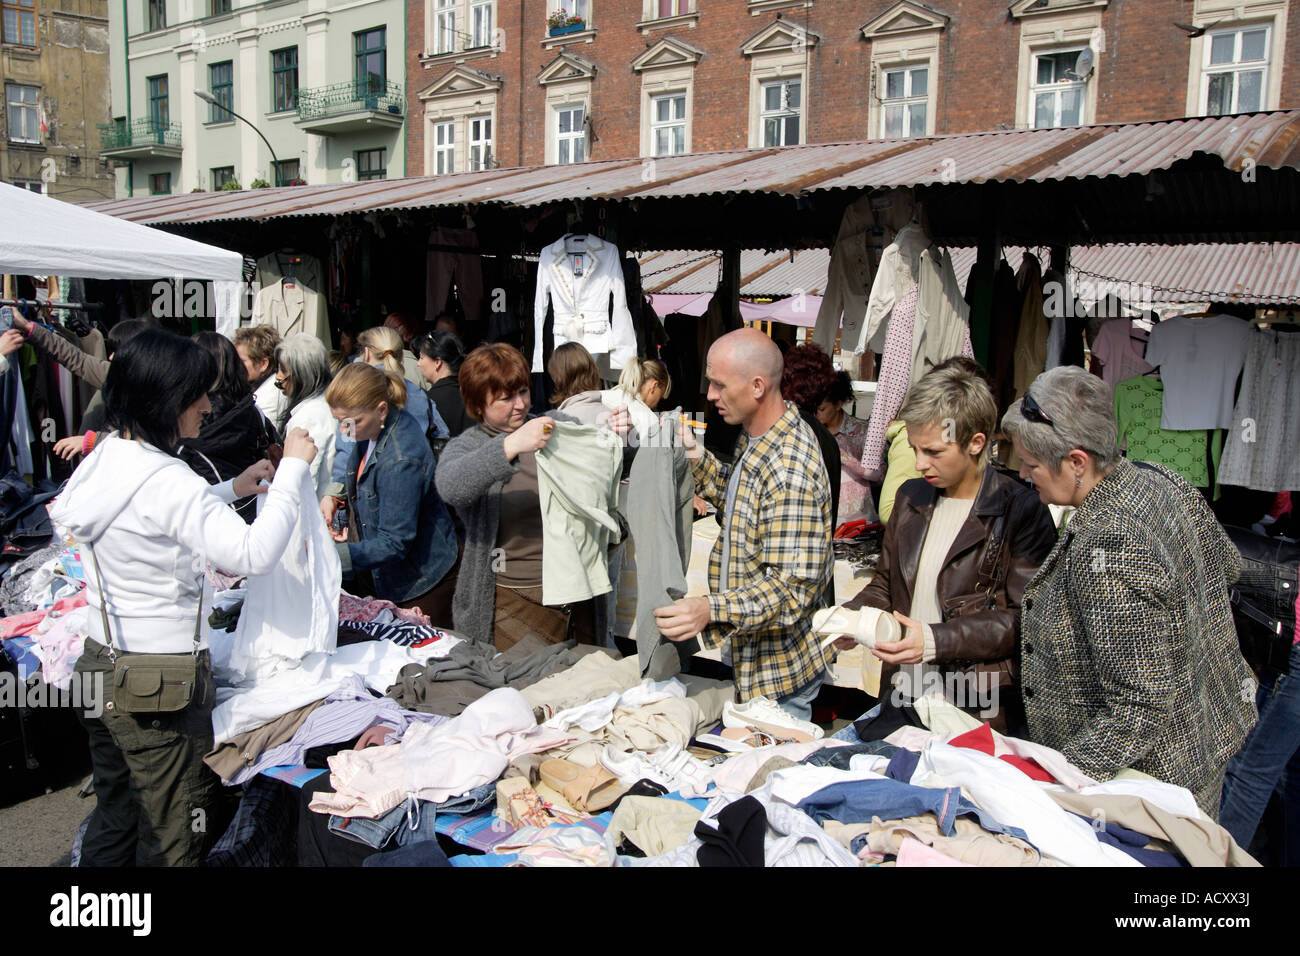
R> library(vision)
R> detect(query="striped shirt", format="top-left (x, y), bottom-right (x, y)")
top-left (693, 402), bottom-right (833, 701)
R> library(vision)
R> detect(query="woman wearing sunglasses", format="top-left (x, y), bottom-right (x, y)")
top-left (839, 358), bottom-right (1057, 734)
top-left (1002, 365), bottom-right (1257, 819)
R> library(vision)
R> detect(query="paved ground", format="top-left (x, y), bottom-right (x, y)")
top-left (0, 781), bottom-right (86, 867)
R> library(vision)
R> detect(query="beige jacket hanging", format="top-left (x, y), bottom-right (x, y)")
top-left (251, 278), bottom-right (330, 346)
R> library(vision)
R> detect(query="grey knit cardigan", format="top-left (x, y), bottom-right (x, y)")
top-left (434, 414), bottom-right (575, 644)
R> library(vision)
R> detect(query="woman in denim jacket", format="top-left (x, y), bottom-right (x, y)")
top-left (321, 363), bottom-right (459, 625)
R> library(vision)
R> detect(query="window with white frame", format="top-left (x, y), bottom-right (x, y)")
top-left (433, 0), bottom-right (456, 54)
top-left (433, 120), bottom-right (455, 174)
top-left (881, 65), bottom-right (927, 138)
top-left (555, 104), bottom-right (586, 163)
top-left (653, 0), bottom-right (688, 17)
top-left (6, 83), bottom-right (39, 144)
top-left (548, 0), bottom-right (588, 29)
top-left (1203, 25), bottom-right (1269, 115)
top-left (468, 115), bottom-right (493, 170)
top-left (650, 92), bottom-right (685, 156)
top-left (1031, 49), bottom-right (1085, 128)
top-left (761, 78), bottom-right (800, 147)
top-left (470, 0), bottom-right (493, 47)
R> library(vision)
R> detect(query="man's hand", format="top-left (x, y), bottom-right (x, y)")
top-left (871, 611), bottom-right (925, 665)
top-left (654, 596), bottom-right (711, 642)
top-left (677, 417), bottom-right (703, 461)
top-left (232, 460), bottom-right (276, 498)
top-left (0, 329), bottom-right (25, 357)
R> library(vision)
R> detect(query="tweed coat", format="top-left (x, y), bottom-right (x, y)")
top-left (1019, 458), bottom-right (1257, 818)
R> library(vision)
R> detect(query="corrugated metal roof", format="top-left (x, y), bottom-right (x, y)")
top-left (948, 243), bottom-right (1300, 305)
top-left (82, 110), bottom-right (1300, 226)
top-left (638, 248), bottom-right (831, 295)
top-left (649, 243), bottom-right (1300, 305)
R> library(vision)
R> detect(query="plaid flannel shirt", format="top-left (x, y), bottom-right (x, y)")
top-left (692, 402), bottom-right (833, 701)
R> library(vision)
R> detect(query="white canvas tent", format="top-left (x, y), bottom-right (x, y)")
top-left (0, 181), bottom-right (241, 281)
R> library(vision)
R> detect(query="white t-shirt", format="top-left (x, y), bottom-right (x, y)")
top-left (1143, 314), bottom-right (1252, 430)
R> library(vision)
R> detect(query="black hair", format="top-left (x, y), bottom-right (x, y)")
top-left (102, 329), bottom-right (217, 454)
top-left (827, 369), bottom-right (854, 405)
top-left (192, 330), bottom-right (250, 416)
top-left (106, 318), bottom-right (151, 357)
top-left (412, 329), bottom-right (466, 372)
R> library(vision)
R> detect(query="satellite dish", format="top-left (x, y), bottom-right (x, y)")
top-left (1073, 47), bottom-right (1095, 79)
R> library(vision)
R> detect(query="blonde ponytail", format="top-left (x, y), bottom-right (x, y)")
top-left (357, 326), bottom-right (407, 379)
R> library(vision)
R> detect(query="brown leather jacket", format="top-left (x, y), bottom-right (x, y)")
top-left (846, 466), bottom-right (1057, 731)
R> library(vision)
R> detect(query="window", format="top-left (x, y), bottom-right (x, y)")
top-left (273, 158), bottom-right (299, 185)
top-left (12, 179), bottom-right (42, 192)
top-left (149, 172), bottom-right (171, 195)
top-left (554, 0), bottom-right (588, 22)
top-left (147, 74), bottom-right (169, 128)
top-left (1031, 49), bottom-right (1085, 128)
top-left (433, 120), bottom-right (454, 174)
top-left (209, 0), bottom-right (229, 14)
top-left (272, 47), bottom-right (298, 112)
top-left (356, 148), bottom-right (386, 181)
top-left (468, 115), bottom-right (492, 170)
top-left (654, 0), bottom-right (687, 16)
top-left (5, 83), bottom-right (39, 144)
top-left (433, 0), bottom-right (455, 54)
top-left (760, 78), bottom-right (800, 146)
top-left (1203, 26), bottom-right (1269, 115)
top-left (354, 27), bottom-right (387, 95)
top-left (207, 61), bottom-right (233, 123)
top-left (881, 66), bottom-right (927, 138)
top-left (147, 0), bottom-right (165, 32)
top-left (650, 92), bottom-right (685, 156)
top-left (2, 0), bottom-right (36, 46)
top-left (211, 165), bottom-right (235, 189)
top-left (555, 105), bottom-right (585, 163)
top-left (470, 0), bottom-right (492, 47)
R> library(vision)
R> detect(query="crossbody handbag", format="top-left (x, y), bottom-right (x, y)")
top-left (87, 541), bottom-right (203, 715)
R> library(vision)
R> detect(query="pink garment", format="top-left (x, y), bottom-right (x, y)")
top-left (338, 592), bottom-right (430, 627)
top-left (896, 836), bottom-right (973, 867)
top-left (33, 605), bottom-right (90, 690)
top-left (833, 413), bottom-right (875, 521)
top-left (0, 593), bottom-right (88, 639)
top-left (310, 687), bottom-right (573, 818)
top-left (1092, 319), bottom-right (1153, 386)
top-left (860, 287), bottom-right (919, 481)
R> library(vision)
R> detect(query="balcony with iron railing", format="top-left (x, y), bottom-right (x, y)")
top-left (97, 119), bottom-right (183, 159)
top-left (294, 79), bottom-right (405, 134)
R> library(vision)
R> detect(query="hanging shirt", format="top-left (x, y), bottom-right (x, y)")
top-left (1092, 320), bottom-right (1153, 387)
top-left (1113, 376), bottom-right (1208, 487)
top-left (1144, 315), bottom-right (1251, 430)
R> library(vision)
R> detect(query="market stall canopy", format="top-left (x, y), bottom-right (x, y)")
top-left (80, 111), bottom-right (1300, 247)
top-left (0, 181), bottom-right (242, 282)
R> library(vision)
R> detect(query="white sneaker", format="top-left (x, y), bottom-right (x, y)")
top-left (812, 605), bottom-right (901, 650)
top-left (723, 696), bottom-right (825, 740)
top-left (599, 743), bottom-right (713, 792)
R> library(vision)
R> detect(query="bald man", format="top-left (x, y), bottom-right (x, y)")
top-left (655, 329), bottom-right (834, 721)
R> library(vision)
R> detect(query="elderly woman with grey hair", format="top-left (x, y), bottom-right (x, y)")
top-left (1003, 365), bottom-right (1256, 818)
top-left (275, 332), bottom-right (339, 498)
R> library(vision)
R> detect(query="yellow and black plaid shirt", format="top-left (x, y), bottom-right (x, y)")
top-left (693, 402), bottom-right (833, 701)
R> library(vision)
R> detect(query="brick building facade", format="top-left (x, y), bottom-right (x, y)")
top-left (406, 0), bottom-right (1297, 177)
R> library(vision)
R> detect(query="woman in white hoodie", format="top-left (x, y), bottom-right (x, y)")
top-left (52, 330), bottom-right (317, 868)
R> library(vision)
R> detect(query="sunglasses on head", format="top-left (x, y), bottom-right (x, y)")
top-left (1022, 390), bottom-right (1056, 429)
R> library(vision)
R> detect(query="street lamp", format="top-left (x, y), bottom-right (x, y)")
top-left (195, 90), bottom-right (281, 184)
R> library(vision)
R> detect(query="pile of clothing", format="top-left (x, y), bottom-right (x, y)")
top-left (277, 641), bottom-right (1254, 867)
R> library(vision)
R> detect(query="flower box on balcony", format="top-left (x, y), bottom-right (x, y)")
top-left (548, 22), bottom-right (585, 36)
